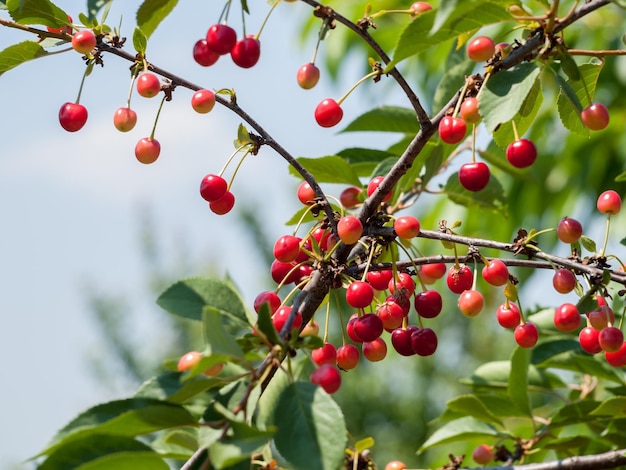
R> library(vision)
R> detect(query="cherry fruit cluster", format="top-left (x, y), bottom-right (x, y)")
top-left (193, 23), bottom-right (261, 69)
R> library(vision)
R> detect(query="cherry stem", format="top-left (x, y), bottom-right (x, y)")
top-left (256, 0), bottom-right (280, 40)
top-left (471, 124), bottom-right (477, 163)
top-left (311, 17), bottom-right (332, 64)
top-left (227, 149), bottom-right (252, 191)
top-left (218, 143), bottom-right (249, 178)
top-left (600, 214), bottom-right (611, 257)
top-left (149, 94), bottom-right (167, 140)
top-left (75, 62), bottom-right (90, 104)
top-left (361, 241), bottom-right (378, 282)
top-left (218, 0), bottom-right (232, 24)
top-left (125, 73), bottom-right (138, 108)
top-left (452, 78), bottom-right (471, 117)
top-left (336, 70), bottom-right (380, 106)
top-left (511, 119), bottom-right (520, 142)
top-left (322, 300), bottom-right (331, 343)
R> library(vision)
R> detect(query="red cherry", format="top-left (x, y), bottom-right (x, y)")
top-left (460, 97), bottom-right (481, 124)
top-left (581, 103), bottom-right (610, 131)
top-left (315, 98), bottom-right (343, 128)
top-left (458, 162), bottom-right (490, 192)
top-left (47, 14), bottom-right (72, 35)
top-left (597, 190), bottom-right (622, 215)
top-left (467, 36), bottom-right (496, 62)
top-left (337, 216), bottom-right (363, 245)
top-left (297, 62), bottom-right (320, 89)
top-left (310, 364), bottom-right (341, 394)
top-left (336, 344), bottom-right (360, 370)
top-left (419, 263), bottom-right (446, 284)
top-left (506, 139), bottom-right (537, 168)
top-left (514, 322), bottom-right (539, 348)
top-left (388, 272), bottom-right (416, 296)
top-left (206, 24), bottom-right (237, 55)
top-left (388, 292), bottom-right (411, 316)
top-left (297, 181), bottom-right (316, 205)
top-left (200, 174), bottom-right (228, 202)
top-left (346, 281), bottom-right (375, 309)
top-left (472, 445), bottom-right (494, 465)
top-left (270, 260), bottom-right (297, 285)
top-left (587, 306), bottom-right (614, 331)
top-left (409, 2), bottom-right (432, 16)
top-left (71, 29), bottom-right (96, 54)
top-left (414, 290), bottom-right (442, 319)
top-left (362, 338), bottom-right (387, 362)
top-left (253, 291), bottom-right (281, 315)
top-left (458, 289), bottom-right (484, 317)
top-left (579, 326), bottom-right (602, 354)
top-left (599, 327), bottom-right (624, 353)
top-left (272, 305), bottom-right (302, 333)
top-left (209, 191), bottom-right (235, 215)
top-left (446, 265), bottom-right (473, 294)
top-left (113, 107), bottom-right (137, 132)
top-left (135, 137), bottom-right (160, 164)
top-left (177, 351), bottom-right (202, 372)
top-left (58, 102), bottom-right (88, 132)
top-left (231, 36), bottom-right (261, 68)
top-left (411, 327), bottom-right (438, 356)
top-left (192, 89), bottom-right (216, 114)
top-left (481, 259), bottom-right (509, 286)
top-left (340, 187), bottom-right (362, 208)
top-left (496, 302), bottom-right (521, 329)
top-left (394, 216), bottom-right (420, 239)
top-left (391, 326), bottom-right (418, 356)
top-left (366, 270), bottom-right (393, 291)
top-left (552, 269), bottom-right (577, 294)
top-left (367, 176), bottom-right (393, 202)
top-left (347, 315), bottom-right (364, 343)
top-left (557, 217), bottom-right (583, 244)
top-left (193, 39), bottom-right (220, 66)
top-left (136, 73), bottom-right (161, 98)
top-left (605, 342), bottom-right (626, 367)
top-left (553, 303), bottom-right (581, 332)
top-left (377, 300), bottom-right (405, 330)
top-left (312, 343), bottom-right (337, 366)
top-left (273, 235), bottom-right (301, 263)
top-left (353, 314), bottom-right (383, 342)
top-left (438, 116), bottom-right (467, 144)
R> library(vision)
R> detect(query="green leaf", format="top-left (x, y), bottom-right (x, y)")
top-left (209, 421), bottom-right (275, 469)
top-left (40, 398), bottom-right (197, 456)
top-left (590, 397), bottom-right (626, 417)
top-left (134, 371), bottom-right (228, 404)
top-left (508, 346), bottom-right (532, 417)
top-left (341, 106), bottom-right (419, 134)
top-left (556, 62), bottom-right (603, 135)
top-left (580, 235), bottom-right (597, 253)
top-left (443, 172), bottom-right (506, 213)
top-left (549, 400), bottom-right (602, 428)
top-left (336, 147), bottom-right (396, 177)
top-left (445, 395), bottom-right (503, 426)
top-left (255, 303), bottom-right (282, 346)
top-left (611, 0), bottom-right (626, 9)
top-left (271, 382), bottom-right (347, 470)
top-left (132, 27), bottom-right (148, 55)
top-left (559, 50), bottom-right (581, 81)
top-left (88, 0), bottom-right (112, 21)
top-left (157, 278), bottom-right (248, 326)
top-left (462, 360), bottom-right (564, 390)
top-left (418, 417), bottom-right (501, 453)
top-left (433, 53), bottom-right (475, 113)
top-left (151, 429), bottom-right (197, 459)
top-left (492, 78), bottom-right (543, 149)
top-left (289, 156), bottom-right (362, 186)
top-left (203, 307), bottom-right (245, 360)
top-left (136, 0), bottom-right (179, 39)
top-left (536, 350), bottom-right (624, 383)
top-left (389, 2), bottom-right (511, 68)
top-left (38, 435), bottom-right (168, 470)
top-left (531, 338), bottom-right (580, 365)
top-left (479, 63), bottom-right (541, 133)
top-left (0, 41), bottom-right (48, 76)
top-left (6, 0), bottom-right (68, 26)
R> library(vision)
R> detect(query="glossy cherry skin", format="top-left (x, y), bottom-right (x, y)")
top-left (134, 137), bottom-right (160, 164)
top-left (353, 313), bottom-right (384, 342)
top-left (394, 216), bottom-right (420, 239)
top-left (312, 343), bottom-right (337, 366)
top-left (340, 187), bottom-right (362, 208)
top-left (205, 24), bottom-right (237, 55)
top-left (391, 326), bottom-right (418, 356)
top-left (200, 174), bottom-right (228, 202)
top-left (410, 2), bottom-right (432, 16)
top-left (336, 344), bottom-right (360, 370)
top-left (581, 103), bottom-right (609, 131)
top-left (496, 302), bottom-right (521, 329)
top-left (297, 62), bottom-right (320, 89)
top-left (253, 291), bottom-right (281, 315)
top-left (506, 139), bottom-right (537, 168)
top-left (59, 102), bottom-right (88, 132)
top-left (193, 39), bottom-right (219, 66)
top-left (467, 36), bottom-right (496, 62)
top-left (472, 445), bottom-right (494, 465)
top-left (439, 116), bottom-right (467, 144)
top-left (597, 190), bottom-right (622, 215)
top-left (71, 29), bottom-right (97, 54)
top-left (605, 342), bottom-right (626, 367)
top-left (579, 326), bottom-right (602, 354)
top-left (557, 217), bottom-right (583, 244)
top-left (481, 259), bottom-right (509, 286)
top-left (113, 107), bottom-right (137, 132)
top-left (553, 303), bottom-right (581, 332)
top-left (446, 265), bottom-right (473, 294)
top-left (458, 162), bottom-right (490, 192)
top-left (345, 281), bottom-right (375, 309)
top-left (367, 270), bottom-right (393, 291)
top-left (460, 97), bottom-right (481, 124)
top-left (209, 191), bottom-right (235, 215)
top-left (552, 269), bottom-right (576, 294)
top-left (337, 216), bottom-right (363, 244)
top-left (599, 327), bottom-right (624, 353)
top-left (310, 364), bottom-right (341, 394)
top-left (414, 290), bottom-right (443, 319)
top-left (411, 327), bottom-right (438, 356)
top-left (192, 89), bottom-right (216, 113)
top-left (514, 322), bottom-right (539, 348)
top-left (367, 176), bottom-right (393, 202)
top-left (231, 36), bottom-right (261, 68)
top-left (136, 73), bottom-right (161, 98)
top-left (314, 99), bottom-right (343, 128)
top-left (458, 289), bottom-right (484, 317)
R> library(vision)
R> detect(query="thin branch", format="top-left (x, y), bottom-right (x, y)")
top-left (568, 49), bottom-right (626, 56)
top-left (462, 448), bottom-right (626, 470)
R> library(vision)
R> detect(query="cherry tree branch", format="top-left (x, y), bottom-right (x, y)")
top-left (462, 448), bottom-right (626, 470)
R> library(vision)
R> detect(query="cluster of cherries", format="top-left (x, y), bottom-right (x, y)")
top-left (193, 23), bottom-right (261, 69)
top-left (436, 35), bottom-right (612, 193)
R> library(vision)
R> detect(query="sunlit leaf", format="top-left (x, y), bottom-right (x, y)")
top-left (6, 0), bottom-right (68, 26)
top-left (0, 41), bottom-right (48, 76)
top-left (136, 0), bottom-right (179, 39)
top-left (418, 417), bottom-right (502, 453)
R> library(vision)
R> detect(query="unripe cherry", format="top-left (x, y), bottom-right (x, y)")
top-left (337, 216), bottom-right (363, 245)
top-left (113, 107), bottom-right (137, 132)
top-left (297, 63), bottom-right (320, 89)
top-left (191, 89), bottom-right (216, 113)
top-left (71, 29), bottom-right (97, 54)
top-left (362, 338), bottom-right (387, 362)
top-left (467, 36), bottom-right (496, 62)
top-left (458, 289), bottom-right (484, 317)
top-left (556, 217), bottom-right (583, 244)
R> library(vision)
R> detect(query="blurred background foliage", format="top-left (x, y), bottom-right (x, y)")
top-left (84, 0), bottom-right (626, 467)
